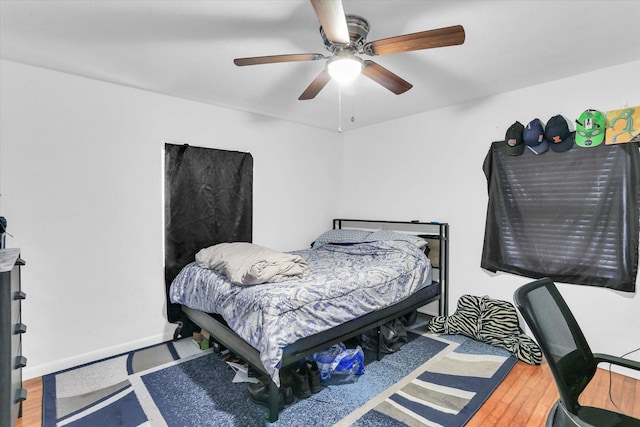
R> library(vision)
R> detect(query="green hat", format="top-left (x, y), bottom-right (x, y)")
top-left (575, 109), bottom-right (606, 148)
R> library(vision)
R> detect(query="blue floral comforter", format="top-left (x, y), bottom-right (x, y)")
top-left (169, 240), bottom-right (432, 386)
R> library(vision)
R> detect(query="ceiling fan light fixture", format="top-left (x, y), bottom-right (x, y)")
top-left (327, 55), bottom-right (363, 84)
top-left (234, 1), bottom-right (465, 100)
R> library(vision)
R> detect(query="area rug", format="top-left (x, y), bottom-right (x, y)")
top-left (338, 334), bottom-right (518, 427)
top-left (42, 326), bottom-right (516, 426)
top-left (42, 338), bottom-right (204, 427)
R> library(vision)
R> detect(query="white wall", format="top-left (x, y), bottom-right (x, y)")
top-left (3, 57), bottom-right (639, 381)
top-left (0, 60), bottom-right (342, 378)
top-left (340, 60), bottom-right (640, 378)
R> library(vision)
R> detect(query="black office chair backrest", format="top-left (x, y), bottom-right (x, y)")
top-left (514, 277), bottom-right (597, 415)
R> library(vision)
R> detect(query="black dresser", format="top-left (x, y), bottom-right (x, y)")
top-left (0, 248), bottom-right (26, 427)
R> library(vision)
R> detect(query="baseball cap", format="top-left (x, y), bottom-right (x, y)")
top-left (523, 118), bottom-right (549, 155)
top-left (575, 109), bottom-right (606, 148)
top-left (545, 115), bottom-right (574, 152)
top-left (502, 121), bottom-right (525, 156)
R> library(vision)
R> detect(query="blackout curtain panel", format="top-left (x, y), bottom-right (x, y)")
top-left (481, 141), bottom-right (640, 292)
top-left (164, 143), bottom-right (253, 324)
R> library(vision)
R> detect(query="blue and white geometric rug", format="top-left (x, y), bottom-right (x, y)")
top-left (338, 334), bottom-right (517, 427)
top-left (42, 338), bottom-right (203, 427)
top-left (42, 329), bottom-right (516, 426)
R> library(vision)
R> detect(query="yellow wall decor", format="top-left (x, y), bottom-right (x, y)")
top-left (605, 106), bottom-right (640, 144)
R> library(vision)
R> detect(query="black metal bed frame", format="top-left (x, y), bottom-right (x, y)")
top-left (179, 219), bottom-right (449, 422)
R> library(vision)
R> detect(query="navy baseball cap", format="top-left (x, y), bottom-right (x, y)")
top-left (545, 115), bottom-right (574, 152)
top-left (523, 118), bottom-right (549, 155)
top-left (502, 121), bottom-right (525, 155)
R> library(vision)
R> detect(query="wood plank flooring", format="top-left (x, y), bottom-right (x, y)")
top-left (16, 361), bottom-right (640, 426)
top-left (16, 377), bottom-right (42, 427)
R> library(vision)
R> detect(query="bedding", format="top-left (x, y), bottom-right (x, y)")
top-left (195, 242), bottom-right (309, 285)
top-left (170, 239), bottom-right (432, 386)
top-left (311, 228), bottom-right (373, 248)
top-left (363, 229), bottom-right (428, 248)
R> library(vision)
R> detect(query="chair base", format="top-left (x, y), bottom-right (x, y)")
top-left (547, 401), bottom-right (596, 427)
top-left (547, 400), bottom-right (640, 427)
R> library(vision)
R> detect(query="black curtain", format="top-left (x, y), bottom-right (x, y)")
top-left (481, 141), bottom-right (640, 292)
top-left (164, 143), bottom-right (253, 325)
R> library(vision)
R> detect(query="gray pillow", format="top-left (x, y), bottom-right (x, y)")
top-left (312, 229), bottom-right (372, 249)
top-left (363, 230), bottom-right (428, 248)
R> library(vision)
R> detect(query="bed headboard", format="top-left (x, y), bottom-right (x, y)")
top-left (332, 219), bottom-right (449, 316)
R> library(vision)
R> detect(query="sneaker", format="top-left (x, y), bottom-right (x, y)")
top-left (247, 381), bottom-right (285, 410)
top-left (292, 366), bottom-right (311, 399)
top-left (306, 360), bottom-right (322, 394)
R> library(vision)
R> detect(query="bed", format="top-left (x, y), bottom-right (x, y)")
top-left (169, 219), bottom-right (449, 422)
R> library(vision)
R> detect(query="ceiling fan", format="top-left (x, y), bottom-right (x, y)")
top-left (233, 0), bottom-right (465, 100)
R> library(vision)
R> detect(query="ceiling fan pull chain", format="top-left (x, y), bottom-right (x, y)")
top-left (351, 86), bottom-right (356, 123)
top-left (338, 85), bottom-right (343, 133)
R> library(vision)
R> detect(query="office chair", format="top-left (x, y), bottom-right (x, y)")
top-left (514, 277), bottom-right (640, 427)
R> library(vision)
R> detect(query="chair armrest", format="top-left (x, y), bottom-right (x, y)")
top-left (593, 353), bottom-right (640, 371)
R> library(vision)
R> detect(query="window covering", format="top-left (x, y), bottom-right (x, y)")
top-left (164, 143), bottom-right (253, 323)
top-left (481, 141), bottom-right (639, 292)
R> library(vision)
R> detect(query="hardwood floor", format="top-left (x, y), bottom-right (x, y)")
top-left (16, 361), bottom-right (640, 426)
top-left (16, 377), bottom-right (42, 427)
top-left (468, 362), bottom-right (640, 426)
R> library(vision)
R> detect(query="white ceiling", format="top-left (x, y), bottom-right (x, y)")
top-left (2, 1), bottom-right (639, 132)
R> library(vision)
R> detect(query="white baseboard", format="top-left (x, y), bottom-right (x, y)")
top-left (599, 364), bottom-right (640, 381)
top-left (23, 330), bottom-right (176, 380)
top-left (417, 300), bottom-right (439, 316)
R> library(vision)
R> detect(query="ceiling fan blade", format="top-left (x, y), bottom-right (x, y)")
top-left (362, 60), bottom-right (412, 95)
top-left (299, 70), bottom-right (332, 100)
top-left (310, 0), bottom-right (350, 44)
top-left (234, 53), bottom-right (324, 66)
top-left (367, 25), bottom-right (465, 56)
